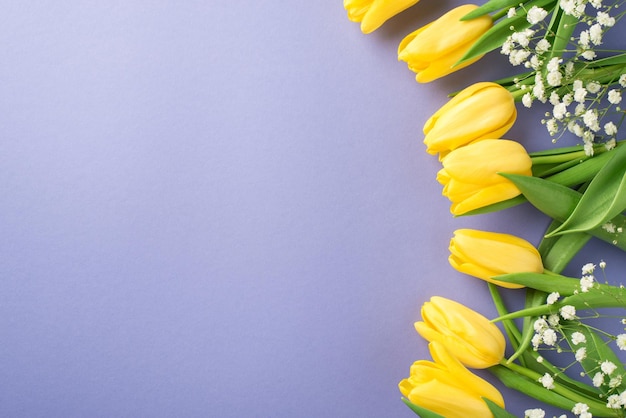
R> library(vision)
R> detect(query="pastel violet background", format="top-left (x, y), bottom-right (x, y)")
top-left (1, 2), bottom-right (625, 417)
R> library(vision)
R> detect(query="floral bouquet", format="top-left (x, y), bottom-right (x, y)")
top-left (343, 0), bottom-right (626, 416)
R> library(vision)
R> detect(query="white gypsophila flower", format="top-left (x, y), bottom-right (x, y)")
top-left (609, 375), bottom-right (623, 389)
top-left (547, 57), bottom-right (562, 72)
top-left (527, 6), bottom-right (548, 24)
top-left (575, 103), bottom-right (586, 116)
top-left (512, 29), bottom-right (534, 47)
top-left (601, 360), bottom-right (618, 375)
top-left (589, 23), bottom-right (603, 45)
top-left (542, 328), bottom-right (558, 345)
top-left (603, 222), bottom-right (617, 233)
top-left (606, 394), bottom-right (622, 409)
top-left (536, 356), bottom-right (544, 363)
top-left (560, 305), bottom-right (576, 320)
top-left (617, 334), bottom-right (626, 350)
top-left (574, 87), bottom-right (587, 103)
top-left (532, 333), bottom-right (543, 349)
top-left (562, 93), bottom-right (573, 105)
top-left (575, 347), bottom-right (587, 361)
top-left (589, 0), bottom-right (602, 8)
top-left (582, 50), bottom-right (597, 60)
top-left (534, 317), bottom-right (549, 332)
top-left (501, 38), bottom-right (514, 55)
top-left (593, 371), bottom-right (605, 387)
top-left (536, 39), bottom-right (551, 54)
top-left (549, 91), bottom-right (561, 105)
top-left (525, 408), bottom-right (546, 418)
top-left (526, 55), bottom-right (542, 70)
top-left (547, 71), bottom-right (563, 87)
top-left (546, 118), bottom-right (558, 135)
top-left (620, 74), bottom-right (626, 88)
top-left (572, 402), bottom-right (590, 415)
top-left (548, 314), bottom-right (560, 327)
top-left (547, 292), bottom-right (560, 304)
top-left (573, 79), bottom-right (584, 90)
top-left (604, 121), bottom-right (618, 136)
top-left (579, 30), bottom-right (590, 47)
top-left (510, 49), bottom-right (531, 66)
top-left (587, 81), bottom-right (602, 93)
top-left (620, 390), bottom-right (626, 405)
top-left (582, 263), bottom-right (596, 274)
top-left (584, 141), bottom-right (595, 156)
top-left (553, 102), bottom-right (568, 119)
top-left (581, 275), bottom-right (595, 292)
top-left (507, 7), bottom-right (517, 18)
top-left (597, 11), bottom-right (616, 27)
top-left (523, 92), bottom-right (533, 108)
top-left (539, 373), bottom-right (555, 389)
top-left (605, 139), bottom-right (616, 150)
top-left (572, 331), bottom-right (587, 345)
top-left (583, 109), bottom-right (600, 131)
top-left (599, 260), bottom-right (606, 269)
top-left (569, 121), bottom-right (584, 137)
top-left (608, 89), bottom-right (622, 104)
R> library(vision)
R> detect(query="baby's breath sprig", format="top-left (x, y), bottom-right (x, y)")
top-left (462, 0), bottom-right (626, 153)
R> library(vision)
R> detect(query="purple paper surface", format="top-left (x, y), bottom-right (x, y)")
top-left (1, 2), bottom-right (624, 417)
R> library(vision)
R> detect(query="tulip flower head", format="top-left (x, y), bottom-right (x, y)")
top-left (398, 4), bottom-right (492, 82)
top-left (415, 296), bottom-right (505, 368)
top-left (344, 0), bottom-right (421, 34)
top-left (399, 341), bottom-right (505, 418)
top-left (449, 229), bottom-right (544, 288)
top-left (437, 139), bottom-right (532, 215)
top-left (424, 82), bottom-right (517, 159)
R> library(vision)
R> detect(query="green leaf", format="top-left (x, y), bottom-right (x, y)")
top-left (457, 195), bottom-right (526, 216)
top-left (483, 398), bottom-right (517, 418)
top-left (500, 174), bottom-right (626, 252)
top-left (538, 219), bottom-right (591, 274)
top-left (493, 272), bottom-right (581, 295)
top-left (401, 398), bottom-right (445, 418)
top-left (461, 0), bottom-right (526, 20)
top-left (459, 0), bottom-right (557, 63)
top-left (547, 144), bottom-right (626, 236)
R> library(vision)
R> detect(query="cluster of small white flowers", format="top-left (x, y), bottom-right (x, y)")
top-left (560, 305), bottom-right (577, 320)
top-left (547, 292), bottom-right (561, 304)
top-left (572, 402), bottom-right (592, 418)
top-left (580, 273), bottom-right (595, 292)
top-left (532, 317), bottom-right (560, 348)
top-left (525, 408), bottom-right (546, 418)
top-left (539, 372), bottom-right (555, 389)
top-left (500, 0), bottom-right (625, 150)
top-left (616, 333), bottom-right (626, 350)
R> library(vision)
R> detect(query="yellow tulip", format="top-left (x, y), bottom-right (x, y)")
top-left (398, 4), bottom-right (492, 82)
top-left (399, 341), bottom-right (505, 418)
top-left (415, 297), bottom-right (505, 368)
top-left (437, 139), bottom-right (532, 215)
top-left (344, 0), bottom-right (421, 34)
top-left (424, 82), bottom-right (517, 159)
top-left (449, 229), bottom-right (544, 288)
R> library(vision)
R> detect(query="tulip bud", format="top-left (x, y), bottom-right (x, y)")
top-left (397, 4), bottom-right (492, 83)
top-left (415, 297), bottom-right (505, 368)
top-left (399, 341), bottom-right (505, 418)
top-left (344, 0), bottom-right (420, 34)
top-left (424, 82), bottom-right (517, 159)
top-left (449, 229), bottom-right (544, 288)
top-left (437, 139), bottom-right (532, 215)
